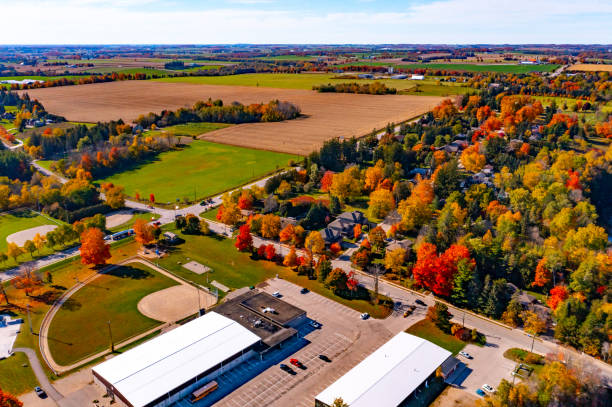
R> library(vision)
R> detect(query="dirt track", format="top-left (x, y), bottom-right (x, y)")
top-left (22, 81), bottom-right (443, 154)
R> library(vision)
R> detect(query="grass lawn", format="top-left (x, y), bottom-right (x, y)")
top-left (47, 261), bottom-right (178, 366)
top-left (155, 73), bottom-right (472, 95)
top-left (199, 207), bottom-right (218, 222)
top-left (0, 352), bottom-right (40, 395)
top-left (405, 319), bottom-right (466, 355)
top-left (157, 227), bottom-right (393, 318)
top-left (1, 239), bottom-right (140, 387)
top-left (0, 209), bottom-right (71, 269)
top-left (97, 140), bottom-right (293, 203)
top-left (143, 122), bottom-right (231, 138)
top-left (503, 348), bottom-right (545, 375)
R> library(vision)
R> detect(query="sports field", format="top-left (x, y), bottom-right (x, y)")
top-left (0, 210), bottom-right (67, 268)
top-left (98, 140), bottom-right (293, 203)
top-left (47, 262), bottom-right (178, 366)
top-left (22, 80), bottom-right (444, 154)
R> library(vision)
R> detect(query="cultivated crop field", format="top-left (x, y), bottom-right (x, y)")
top-left (99, 140), bottom-right (294, 203)
top-left (335, 62), bottom-right (560, 73)
top-left (569, 64), bottom-right (612, 72)
top-left (22, 80), bottom-right (444, 154)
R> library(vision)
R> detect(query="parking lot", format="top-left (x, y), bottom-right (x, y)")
top-left (185, 278), bottom-right (420, 407)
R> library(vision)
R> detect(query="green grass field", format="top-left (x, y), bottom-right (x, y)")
top-left (98, 140), bottom-right (294, 203)
top-left (47, 262), bottom-right (177, 366)
top-left (155, 73), bottom-right (473, 95)
top-left (0, 352), bottom-right (40, 395)
top-left (0, 210), bottom-right (71, 269)
top-left (144, 122), bottom-right (231, 138)
top-left (158, 227), bottom-right (393, 318)
top-left (405, 319), bottom-right (466, 355)
top-left (335, 62), bottom-right (559, 73)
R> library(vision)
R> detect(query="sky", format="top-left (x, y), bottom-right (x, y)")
top-left (2, 0), bottom-right (611, 44)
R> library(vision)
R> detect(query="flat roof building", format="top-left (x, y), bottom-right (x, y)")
top-left (315, 332), bottom-right (452, 407)
top-left (93, 312), bottom-right (260, 407)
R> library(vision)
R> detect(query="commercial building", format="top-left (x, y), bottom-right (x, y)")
top-left (93, 289), bottom-right (307, 407)
top-left (93, 312), bottom-right (260, 407)
top-left (315, 332), bottom-right (452, 407)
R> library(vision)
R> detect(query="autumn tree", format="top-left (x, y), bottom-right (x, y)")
top-left (432, 99), bottom-right (458, 120)
top-left (235, 224), bottom-right (253, 252)
top-left (426, 302), bottom-right (452, 333)
top-left (460, 142), bottom-right (486, 173)
top-left (23, 240), bottom-right (36, 258)
top-left (237, 190), bottom-right (254, 210)
top-left (264, 244), bottom-right (276, 261)
top-left (305, 231), bottom-right (325, 255)
top-left (32, 233), bottom-right (46, 253)
top-left (320, 170), bottom-right (334, 192)
top-left (397, 177), bottom-right (434, 231)
top-left (353, 224), bottom-right (362, 240)
top-left (547, 285), bottom-right (569, 310)
top-left (368, 188), bottom-right (395, 219)
top-left (6, 243), bottom-right (23, 263)
top-left (329, 167), bottom-right (361, 203)
top-left (533, 257), bottom-right (552, 288)
top-left (133, 219), bottom-right (155, 246)
top-left (149, 193), bottom-right (155, 204)
top-left (0, 387), bottom-right (23, 407)
top-left (384, 248), bottom-right (406, 274)
top-left (283, 246), bottom-right (298, 268)
top-left (11, 265), bottom-right (41, 297)
top-left (80, 227), bottom-right (111, 266)
top-left (101, 183), bottom-right (126, 209)
top-left (217, 202), bottom-right (242, 226)
top-left (368, 226), bottom-right (387, 253)
top-left (279, 224), bottom-right (295, 243)
top-left (260, 214), bottom-right (281, 239)
top-left (364, 161), bottom-right (384, 191)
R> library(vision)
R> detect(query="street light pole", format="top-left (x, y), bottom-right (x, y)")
top-left (26, 303), bottom-right (33, 334)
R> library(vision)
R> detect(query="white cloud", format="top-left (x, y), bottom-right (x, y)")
top-left (1, 0), bottom-right (610, 44)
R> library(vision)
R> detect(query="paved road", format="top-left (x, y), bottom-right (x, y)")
top-left (13, 347), bottom-right (63, 402)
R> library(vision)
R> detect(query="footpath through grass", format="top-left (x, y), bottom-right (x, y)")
top-left (47, 261), bottom-right (177, 366)
top-left (157, 227), bottom-right (393, 318)
top-left (98, 140), bottom-right (294, 203)
top-left (405, 319), bottom-right (466, 355)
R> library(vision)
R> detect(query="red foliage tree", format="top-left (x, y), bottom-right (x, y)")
top-left (0, 387), bottom-right (23, 407)
top-left (238, 193), bottom-right (253, 210)
top-left (547, 285), bottom-right (569, 310)
top-left (346, 271), bottom-right (359, 291)
top-left (257, 245), bottom-right (266, 258)
top-left (235, 224), bottom-right (253, 252)
top-left (265, 244), bottom-right (276, 261)
top-left (330, 242), bottom-right (342, 255)
top-left (413, 243), bottom-right (473, 297)
top-left (149, 193), bottom-right (155, 204)
top-left (320, 171), bottom-right (334, 193)
top-left (80, 227), bottom-right (111, 266)
top-left (533, 257), bottom-right (551, 287)
top-left (565, 170), bottom-right (581, 190)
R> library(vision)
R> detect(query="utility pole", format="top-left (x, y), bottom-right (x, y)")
top-left (26, 303), bottom-right (33, 334)
top-left (107, 320), bottom-right (114, 352)
top-left (196, 285), bottom-right (201, 316)
top-left (530, 333), bottom-right (536, 353)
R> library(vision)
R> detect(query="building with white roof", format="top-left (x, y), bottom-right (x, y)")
top-left (93, 312), bottom-right (261, 407)
top-left (315, 332), bottom-right (452, 407)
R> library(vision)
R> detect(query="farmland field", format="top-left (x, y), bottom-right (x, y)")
top-left (155, 72), bottom-right (465, 91)
top-left (335, 62), bottom-right (559, 73)
top-left (98, 140), bottom-right (294, 203)
top-left (22, 80), bottom-right (444, 154)
top-left (568, 64), bottom-right (612, 72)
top-left (143, 121), bottom-right (231, 138)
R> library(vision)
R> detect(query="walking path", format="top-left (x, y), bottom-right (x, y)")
top-left (13, 347), bottom-right (63, 402)
top-left (37, 257), bottom-right (214, 375)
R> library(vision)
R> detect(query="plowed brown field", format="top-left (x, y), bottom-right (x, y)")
top-left (22, 81), bottom-right (443, 154)
top-left (569, 64), bottom-right (612, 72)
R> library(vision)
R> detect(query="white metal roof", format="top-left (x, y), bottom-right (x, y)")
top-left (315, 332), bottom-right (451, 407)
top-left (93, 312), bottom-right (260, 407)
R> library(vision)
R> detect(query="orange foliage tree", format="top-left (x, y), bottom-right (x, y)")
top-left (235, 224), bottom-right (253, 252)
top-left (547, 285), bottom-right (569, 310)
top-left (532, 257), bottom-right (552, 287)
top-left (0, 387), bottom-right (23, 407)
top-left (133, 219), bottom-right (155, 246)
top-left (320, 171), bottom-right (334, 192)
top-left (80, 227), bottom-right (111, 266)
